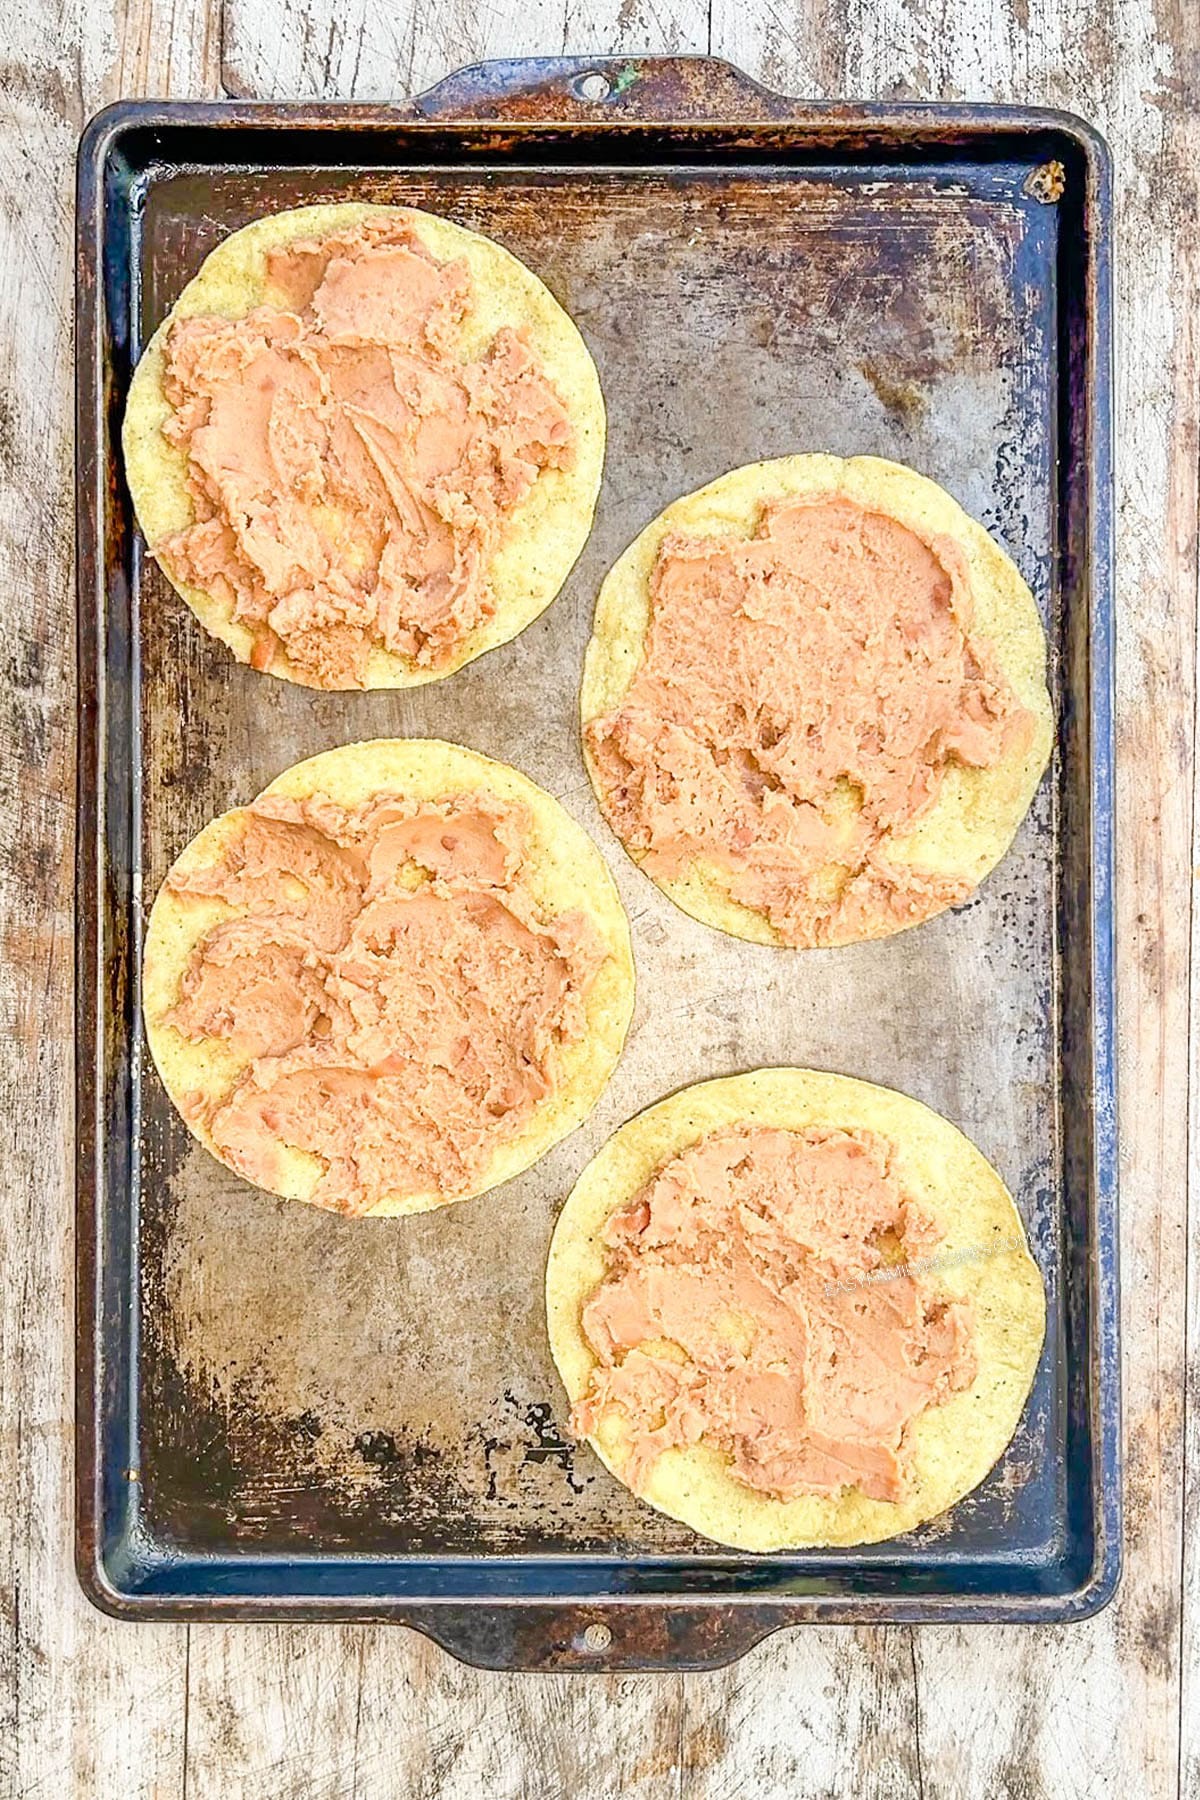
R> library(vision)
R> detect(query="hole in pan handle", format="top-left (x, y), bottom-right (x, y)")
top-left (572, 71), bottom-right (613, 102)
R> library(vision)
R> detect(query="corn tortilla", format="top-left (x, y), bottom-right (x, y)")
top-left (546, 1067), bottom-right (1045, 1550)
top-left (124, 203), bottom-right (606, 688)
top-left (144, 739), bottom-right (635, 1216)
top-left (580, 455), bottom-right (1054, 946)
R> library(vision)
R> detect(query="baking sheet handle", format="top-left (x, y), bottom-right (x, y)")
top-left (407, 53), bottom-right (791, 126)
top-left (409, 1603), bottom-right (781, 1674)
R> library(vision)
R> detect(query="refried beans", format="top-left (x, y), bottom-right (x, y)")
top-left (165, 790), bottom-right (605, 1214)
top-left (572, 1124), bottom-right (977, 1503)
top-left (157, 215), bottom-right (576, 687)
top-left (586, 494), bottom-right (1035, 945)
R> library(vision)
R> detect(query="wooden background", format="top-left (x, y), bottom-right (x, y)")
top-left (2, 0), bottom-right (1196, 1793)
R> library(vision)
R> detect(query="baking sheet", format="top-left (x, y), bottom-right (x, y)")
top-left (76, 57), bottom-right (1118, 1668)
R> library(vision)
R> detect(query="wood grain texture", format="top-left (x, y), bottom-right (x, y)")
top-left (0, 3), bottom-right (220, 1797)
top-left (183, 1624), bottom-right (684, 1799)
top-left (2, 0), bottom-right (1196, 1794)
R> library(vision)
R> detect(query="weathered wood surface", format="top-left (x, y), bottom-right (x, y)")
top-left (1, 0), bottom-right (1196, 1793)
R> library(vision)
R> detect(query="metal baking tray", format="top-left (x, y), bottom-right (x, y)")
top-left (75, 55), bottom-right (1118, 1670)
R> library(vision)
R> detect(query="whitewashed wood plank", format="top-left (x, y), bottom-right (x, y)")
top-left (707, 0), bottom-right (842, 97)
top-left (0, 3), bottom-right (220, 1794)
top-left (403, 0), bottom-right (568, 100)
top-left (182, 1625), bottom-right (365, 1800)
top-left (222, 0), bottom-right (561, 101)
top-left (351, 1630), bottom-right (681, 1799)
top-left (222, 0), bottom-right (710, 100)
top-left (559, 0), bottom-right (708, 56)
top-left (183, 1622), bottom-right (683, 1800)
top-left (1178, 86), bottom-right (1200, 1800)
top-left (220, 3), bottom-right (416, 101)
top-left (104, 0), bottom-right (224, 95)
top-left (681, 1628), bottom-right (923, 1799)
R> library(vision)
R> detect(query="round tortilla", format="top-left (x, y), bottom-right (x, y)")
top-left (144, 739), bottom-right (635, 1216)
top-left (580, 454), bottom-right (1054, 946)
top-left (546, 1068), bottom-right (1045, 1550)
top-left (123, 203), bottom-right (606, 688)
